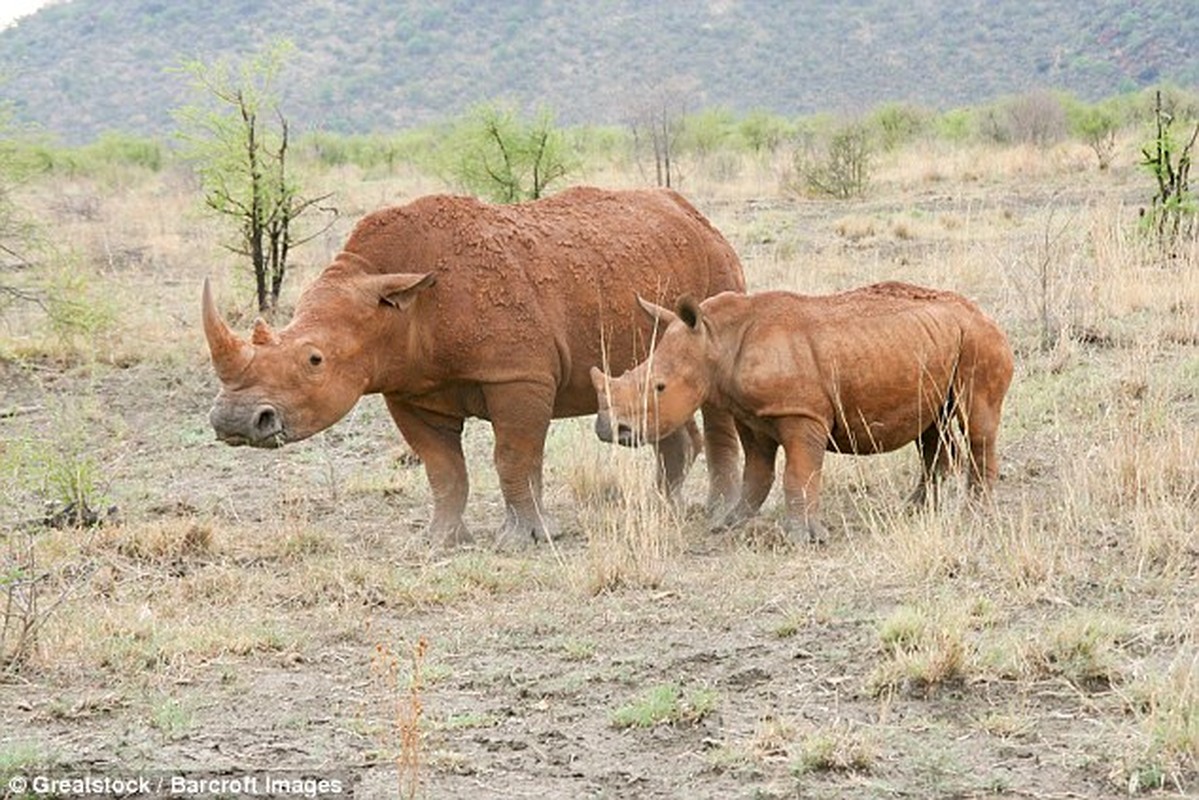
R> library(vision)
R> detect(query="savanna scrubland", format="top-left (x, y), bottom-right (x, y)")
top-left (1, 94), bottom-right (1197, 799)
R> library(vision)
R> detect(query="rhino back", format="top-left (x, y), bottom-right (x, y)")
top-left (343, 188), bottom-right (744, 415)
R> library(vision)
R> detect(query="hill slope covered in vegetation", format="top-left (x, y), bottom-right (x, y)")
top-left (1, 0), bottom-right (1196, 143)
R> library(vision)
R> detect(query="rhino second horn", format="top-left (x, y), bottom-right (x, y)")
top-left (201, 278), bottom-right (252, 381)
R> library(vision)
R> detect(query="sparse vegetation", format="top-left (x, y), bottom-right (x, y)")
top-left (792, 720), bottom-right (876, 776)
top-left (0, 91), bottom-right (1196, 798)
top-left (611, 682), bottom-right (718, 729)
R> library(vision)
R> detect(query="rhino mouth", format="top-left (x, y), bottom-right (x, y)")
top-left (595, 411), bottom-right (645, 448)
top-left (215, 430), bottom-right (287, 449)
top-left (615, 423), bottom-right (643, 447)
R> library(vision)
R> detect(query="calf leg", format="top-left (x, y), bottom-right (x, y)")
top-left (957, 338), bottom-right (1013, 497)
top-left (963, 403), bottom-right (1003, 495)
top-left (714, 419), bottom-right (777, 532)
top-left (910, 420), bottom-right (957, 506)
top-left (385, 397), bottom-right (471, 547)
top-left (701, 403), bottom-right (741, 516)
top-left (484, 382), bottom-right (556, 545)
top-left (776, 416), bottom-right (831, 543)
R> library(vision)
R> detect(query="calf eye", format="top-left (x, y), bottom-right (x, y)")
top-left (308, 352), bottom-right (324, 367)
top-left (654, 381), bottom-right (666, 393)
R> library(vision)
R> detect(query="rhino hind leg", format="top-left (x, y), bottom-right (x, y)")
top-left (776, 417), bottom-right (830, 544)
top-left (485, 383), bottom-right (557, 546)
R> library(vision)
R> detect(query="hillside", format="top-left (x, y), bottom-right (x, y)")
top-left (1, 0), bottom-right (1197, 144)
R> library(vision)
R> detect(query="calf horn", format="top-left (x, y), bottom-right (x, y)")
top-left (201, 278), bottom-right (252, 382)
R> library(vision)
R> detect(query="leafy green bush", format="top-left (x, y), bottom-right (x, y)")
top-left (739, 109), bottom-right (793, 155)
top-left (437, 103), bottom-right (575, 203)
top-left (869, 102), bottom-right (931, 151)
top-left (43, 260), bottom-right (117, 358)
top-left (1067, 99), bottom-right (1121, 169)
top-left (934, 108), bottom-right (976, 143)
top-left (82, 132), bottom-right (163, 171)
top-left (301, 129), bottom-right (439, 174)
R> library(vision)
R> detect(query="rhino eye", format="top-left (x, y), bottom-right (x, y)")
top-left (308, 352), bottom-right (324, 367)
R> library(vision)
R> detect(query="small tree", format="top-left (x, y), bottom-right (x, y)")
top-left (1070, 101), bottom-right (1120, 170)
top-left (174, 42), bottom-right (333, 314)
top-left (739, 109), bottom-right (791, 156)
top-left (1141, 89), bottom-right (1199, 244)
top-left (442, 103), bottom-right (573, 203)
top-left (627, 79), bottom-right (694, 188)
top-left (793, 121), bottom-right (873, 200)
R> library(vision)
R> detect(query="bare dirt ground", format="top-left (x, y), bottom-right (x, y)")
top-left (1, 150), bottom-right (1197, 799)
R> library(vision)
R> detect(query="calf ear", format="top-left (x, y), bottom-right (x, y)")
top-left (364, 273), bottom-right (436, 310)
top-left (636, 296), bottom-right (678, 329)
top-left (589, 366), bottom-right (607, 392)
top-left (676, 295), bottom-right (703, 331)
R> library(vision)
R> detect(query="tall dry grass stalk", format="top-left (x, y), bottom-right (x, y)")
top-left (559, 423), bottom-right (688, 594)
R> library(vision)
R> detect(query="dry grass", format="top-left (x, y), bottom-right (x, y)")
top-left (1, 134), bottom-right (1197, 796)
top-left (560, 422), bottom-right (689, 594)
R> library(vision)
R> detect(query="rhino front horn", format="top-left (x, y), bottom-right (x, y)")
top-left (202, 278), bottom-right (252, 382)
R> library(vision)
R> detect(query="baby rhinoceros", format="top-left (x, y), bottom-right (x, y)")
top-left (589, 282), bottom-right (1014, 542)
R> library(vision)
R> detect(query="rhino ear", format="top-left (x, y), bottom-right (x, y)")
top-left (364, 273), bottom-right (436, 310)
top-left (676, 295), bottom-right (704, 331)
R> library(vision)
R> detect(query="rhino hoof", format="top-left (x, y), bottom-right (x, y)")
top-left (709, 504), bottom-right (753, 535)
top-left (431, 523), bottom-right (473, 549)
top-left (782, 518), bottom-right (828, 545)
top-left (496, 510), bottom-right (557, 550)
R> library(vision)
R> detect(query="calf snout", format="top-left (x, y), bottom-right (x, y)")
top-left (210, 401), bottom-right (285, 448)
top-left (594, 411), bottom-right (614, 443)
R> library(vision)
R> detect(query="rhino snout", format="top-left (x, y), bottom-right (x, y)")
top-left (210, 401), bottom-right (286, 448)
top-left (251, 404), bottom-right (282, 439)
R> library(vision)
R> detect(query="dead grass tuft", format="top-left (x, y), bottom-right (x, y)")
top-left (561, 426), bottom-right (687, 594)
top-left (792, 719), bottom-right (876, 775)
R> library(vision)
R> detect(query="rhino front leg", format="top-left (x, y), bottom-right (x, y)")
top-left (484, 383), bottom-right (556, 546)
top-left (384, 397), bottom-right (472, 547)
top-left (777, 416), bottom-right (830, 544)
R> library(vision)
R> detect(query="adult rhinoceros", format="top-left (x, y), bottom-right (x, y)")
top-left (202, 186), bottom-right (745, 546)
top-left (590, 282), bottom-right (1014, 542)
